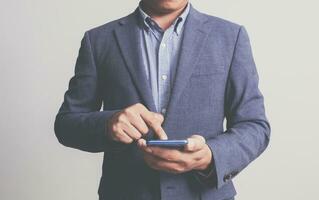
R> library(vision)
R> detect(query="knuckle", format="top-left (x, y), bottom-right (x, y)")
top-left (123, 108), bottom-right (132, 115)
top-left (165, 152), bottom-right (180, 162)
top-left (129, 135), bottom-right (137, 140)
top-left (156, 113), bottom-right (164, 122)
top-left (110, 124), bottom-right (118, 132)
top-left (152, 113), bottom-right (160, 120)
top-left (165, 154), bottom-right (175, 162)
top-left (135, 103), bottom-right (144, 109)
top-left (181, 160), bottom-right (189, 168)
top-left (133, 133), bottom-right (142, 140)
top-left (141, 126), bottom-right (149, 134)
top-left (153, 125), bottom-right (162, 133)
top-left (114, 131), bottom-right (122, 138)
top-left (173, 166), bottom-right (185, 174)
top-left (117, 114), bottom-right (126, 122)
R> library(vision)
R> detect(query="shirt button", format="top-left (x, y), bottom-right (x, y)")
top-left (161, 43), bottom-right (166, 48)
top-left (161, 74), bottom-right (167, 80)
top-left (161, 108), bottom-right (166, 114)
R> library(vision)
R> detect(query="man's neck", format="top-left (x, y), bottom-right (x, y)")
top-left (140, 2), bottom-right (188, 31)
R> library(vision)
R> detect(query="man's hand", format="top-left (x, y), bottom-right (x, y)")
top-left (137, 135), bottom-right (213, 174)
top-left (106, 103), bottom-right (168, 144)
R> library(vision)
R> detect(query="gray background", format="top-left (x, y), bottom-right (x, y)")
top-left (1, 0), bottom-right (318, 199)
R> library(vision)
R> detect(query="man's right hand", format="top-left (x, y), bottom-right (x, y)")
top-left (106, 103), bottom-right (168, 144)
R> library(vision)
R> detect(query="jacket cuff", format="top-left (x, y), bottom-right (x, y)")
top-left (206, 135), bottom-right (241, 189)
top-left (192, 145), bottom-right (218, 188)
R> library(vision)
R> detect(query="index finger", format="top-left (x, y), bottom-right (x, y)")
top-left (140, 111), bottom-right (168, 140)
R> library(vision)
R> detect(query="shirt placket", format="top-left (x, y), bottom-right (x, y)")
top-left (158, 27), bottom-right (175, 115)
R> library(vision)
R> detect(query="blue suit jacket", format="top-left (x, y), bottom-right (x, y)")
top-left (54, 4), bottom-right (270, 200)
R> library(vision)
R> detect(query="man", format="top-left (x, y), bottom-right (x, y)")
top-left (54, 0), bottom-right (271, 199)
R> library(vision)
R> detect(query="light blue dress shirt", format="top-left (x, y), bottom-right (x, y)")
top-left (137, 2), bottom-right (214, 179)
top-left (138, 2), bottom-right (190, 114)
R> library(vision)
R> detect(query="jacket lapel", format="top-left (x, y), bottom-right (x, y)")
top-left (162, 6), bottom-right (211, 127)
top-left (114, 9), bottom-right (157, 113)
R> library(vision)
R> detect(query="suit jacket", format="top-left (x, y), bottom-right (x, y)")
top-left (54, 4), bottom-right (271, 200)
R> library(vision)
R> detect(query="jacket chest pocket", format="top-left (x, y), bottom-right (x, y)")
top-left (176, 65), bottom-right (226, 114)
top-left (191, 65), bottom-right (225, 76)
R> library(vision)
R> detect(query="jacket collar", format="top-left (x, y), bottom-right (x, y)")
top-left (137, 1), bottom-right (191, 35)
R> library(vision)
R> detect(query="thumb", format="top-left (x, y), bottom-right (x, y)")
top-left (185, 135), bottom-right (206, 152)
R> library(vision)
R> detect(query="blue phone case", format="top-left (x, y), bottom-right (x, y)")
top-left (146, 140), bottom-right (188, 147)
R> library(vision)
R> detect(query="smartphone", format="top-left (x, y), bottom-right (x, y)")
top-left (146, 140), bottom-right (188, 148)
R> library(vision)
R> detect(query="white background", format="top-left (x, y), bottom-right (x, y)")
top-left (1, 0), bottom-right (318, 199)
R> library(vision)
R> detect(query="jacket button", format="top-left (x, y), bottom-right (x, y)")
top-left (223, 174), bottom-right (232, 182)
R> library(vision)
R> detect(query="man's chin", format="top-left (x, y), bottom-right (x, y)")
top-left (156, 3), bottom-right (187, 14)
top-left (157, 7), bottom-right (178, 14)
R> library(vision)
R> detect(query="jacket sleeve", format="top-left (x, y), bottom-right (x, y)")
top-left (194, 26), bottom-right (271, 189)
top-left (54, 31), bottom-right (127, 153)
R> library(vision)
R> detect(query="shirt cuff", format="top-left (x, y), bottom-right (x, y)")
top-left (195, 165), bottom-right (215, 178)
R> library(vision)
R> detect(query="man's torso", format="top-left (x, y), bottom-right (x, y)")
top-left (86, 4), bottom-right (241, 200)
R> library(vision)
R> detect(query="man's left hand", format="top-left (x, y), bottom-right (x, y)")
top-left (137, 135), bottom-right (212, 174)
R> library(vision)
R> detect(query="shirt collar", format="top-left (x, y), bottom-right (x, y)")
top-left (138, 1), bottom-right (190, 35)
